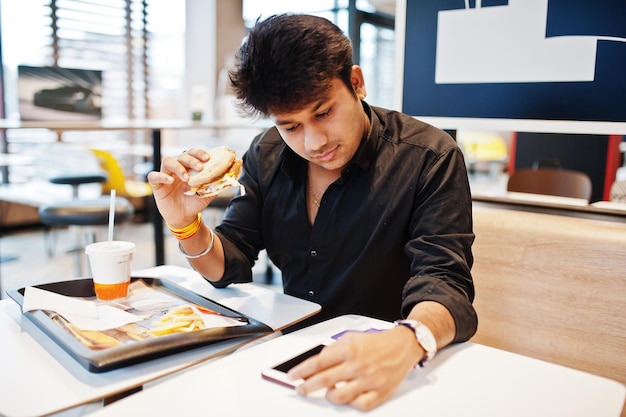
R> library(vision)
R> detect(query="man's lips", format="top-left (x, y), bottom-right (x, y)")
top-left (312, 146), bottom-right (338, 162)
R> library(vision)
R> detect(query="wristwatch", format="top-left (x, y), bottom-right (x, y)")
top-left (394, 319), bottom-right (437, 367)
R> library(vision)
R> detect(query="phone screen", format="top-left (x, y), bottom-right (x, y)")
top-left (272, 344), bottom-right (326, 373)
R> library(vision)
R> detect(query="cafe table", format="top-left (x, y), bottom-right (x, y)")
top-left (88, 314), bottom-right (625, 417)
top-left (0, 265), bottom-right (320, 417)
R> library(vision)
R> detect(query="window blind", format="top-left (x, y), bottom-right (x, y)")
top-left (46, 0), bottom-right (150, 120)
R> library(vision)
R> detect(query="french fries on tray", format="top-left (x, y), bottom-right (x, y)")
top-left (149, 305), bottom-right (208, 336)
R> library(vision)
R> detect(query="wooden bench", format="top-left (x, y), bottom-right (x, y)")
top-left (471, 204), bottom-right (626, 403)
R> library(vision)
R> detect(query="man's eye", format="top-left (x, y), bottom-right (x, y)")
top-left (317, 109), bottom-right (330, 118)
top-left (285, 124), bottom-right (299, 132)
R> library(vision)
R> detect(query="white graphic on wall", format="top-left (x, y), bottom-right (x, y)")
top-left (435, 0), bottom-right (626, 84)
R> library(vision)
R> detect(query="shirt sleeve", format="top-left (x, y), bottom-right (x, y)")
top-left (401, 146), bottom-right (478, 343)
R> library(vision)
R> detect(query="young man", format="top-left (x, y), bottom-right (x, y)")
top-left (148, 13), bottom-right (477, 411)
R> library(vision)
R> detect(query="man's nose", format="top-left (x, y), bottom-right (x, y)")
top-left (303, 125), bottom-right (327, 152)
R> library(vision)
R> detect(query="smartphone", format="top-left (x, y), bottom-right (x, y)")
top-left (261, 343), bottom-right (327, 389)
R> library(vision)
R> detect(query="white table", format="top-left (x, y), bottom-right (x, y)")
top-left (0, 265), bottom-right (320, 417)
top-left (88, 314), bottom-right (625, 417)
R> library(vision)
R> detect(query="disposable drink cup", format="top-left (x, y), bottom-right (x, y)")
top-left (85, 241), bottom-right (135, 300)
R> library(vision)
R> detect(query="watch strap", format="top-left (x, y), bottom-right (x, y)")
top-left (394, 319), bottom-right (437, 367)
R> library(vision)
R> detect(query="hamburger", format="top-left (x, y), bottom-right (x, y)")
top-left (185, 146), bottom-right (244, 197)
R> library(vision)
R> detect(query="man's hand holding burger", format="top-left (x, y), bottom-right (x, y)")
top-left (147, 146), bottom-right (243, 229)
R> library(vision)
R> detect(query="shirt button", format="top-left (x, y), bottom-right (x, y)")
top-left (310, 250), bottom-right (317, 257)
top-left (308, 291), bottom-right (315, 297)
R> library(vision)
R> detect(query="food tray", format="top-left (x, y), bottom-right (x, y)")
top-left (7, 277), bottom-right (272, 372)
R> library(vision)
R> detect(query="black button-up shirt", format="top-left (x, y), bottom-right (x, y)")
top-left (213, 103), bottom-right (477, 342)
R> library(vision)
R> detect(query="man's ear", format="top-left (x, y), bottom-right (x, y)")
top-left (350, 65), bottom-right (367, 100)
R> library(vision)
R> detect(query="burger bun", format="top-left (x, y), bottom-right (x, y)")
top-left (185, 146), bottom-right (244, 197)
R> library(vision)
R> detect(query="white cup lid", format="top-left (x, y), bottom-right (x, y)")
top-left (85, 241), bottom-right (135, 256)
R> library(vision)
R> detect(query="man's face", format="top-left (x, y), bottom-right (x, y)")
top-left (270, 70), bottom-right (369, 173)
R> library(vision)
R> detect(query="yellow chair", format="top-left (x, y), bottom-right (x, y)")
top-left (457, 131), bottom-right (509, 163)
top-left (457, 130), bottom-right (508, 177)
top-left (90, 149), bottom-right (152, 212)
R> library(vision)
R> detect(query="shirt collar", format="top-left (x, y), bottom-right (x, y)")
top-left (349, 101), bottom-right (378, 174)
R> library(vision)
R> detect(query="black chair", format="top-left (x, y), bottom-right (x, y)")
top-left (38, 172), bottom-right (134, 276)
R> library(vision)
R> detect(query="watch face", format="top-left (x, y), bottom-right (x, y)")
top-left (415, 323), bottom-right (437, 353)
top-left (396, 320), bottom-right (437, 354)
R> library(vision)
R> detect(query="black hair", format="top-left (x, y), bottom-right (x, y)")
top-left (229, 13), bottom-right (354, 118)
